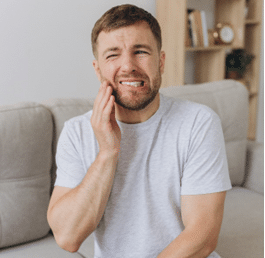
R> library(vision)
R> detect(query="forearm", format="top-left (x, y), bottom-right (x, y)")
top-left (48, 151), bottom-right (119, 252)
top-left (157, 227), bottom-right (217, 258)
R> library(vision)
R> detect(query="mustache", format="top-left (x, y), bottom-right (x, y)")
top-left (115, 73), bottom-right (149, 82)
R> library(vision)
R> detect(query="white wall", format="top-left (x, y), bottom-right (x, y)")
top-left (0, 0), bottom-right (155, 105)
top-left (0, 0), bottom-right (263, 141)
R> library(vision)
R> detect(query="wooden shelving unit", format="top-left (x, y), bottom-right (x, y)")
top-left (243, 0), bottom-right (263, 140)
top-left (156, 0), bottom-right (263, 140)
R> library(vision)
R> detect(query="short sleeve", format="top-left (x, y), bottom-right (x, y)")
top-left (55, 121), bottom-right (86, 188)
top-left (181, 107), bottom-right (232, 195)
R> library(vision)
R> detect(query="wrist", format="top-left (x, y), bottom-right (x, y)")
top-left (98, 149), bottom-right (119, 162)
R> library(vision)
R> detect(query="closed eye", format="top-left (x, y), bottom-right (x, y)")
top-left (106, 54), bottom-right (118, 59)
top-left (135, 50), bottom-right (149, 55)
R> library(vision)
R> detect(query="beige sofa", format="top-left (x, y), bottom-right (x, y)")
top-left (0, 80), bottom-right (263, 258)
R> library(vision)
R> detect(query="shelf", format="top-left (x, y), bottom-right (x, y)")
top-left (186, 45), bottom-right (240, 52)
top-left (156, 0), bottom-right (262, 140)
top-left (245, 19), bottom-right (261, 25)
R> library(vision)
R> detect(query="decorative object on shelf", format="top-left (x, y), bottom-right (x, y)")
top-left (207, 29), bottom-right (216, 46)
top-left (225, 49), bottom-right (254, 79)
top-left (213, 23), bottom-right (235, 44)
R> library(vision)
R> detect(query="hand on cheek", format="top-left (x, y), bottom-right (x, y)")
top-left (90, 81), bottom-right (121, 155)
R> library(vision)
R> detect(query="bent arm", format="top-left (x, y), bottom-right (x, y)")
top-left (48, 81), bottom-right (121, 252)
top-left (157, 191), bottom-right (226, 258)
top-left (47, 151), bottom-right (118, 252)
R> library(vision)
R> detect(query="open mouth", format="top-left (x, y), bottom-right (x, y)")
top-left (119, 81), bottom-right (145, 87)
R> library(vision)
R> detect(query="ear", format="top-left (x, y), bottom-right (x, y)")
top-left (93, 60), bottom-right (102, 82)
top-left (159, 51), bottom-right (166, 74)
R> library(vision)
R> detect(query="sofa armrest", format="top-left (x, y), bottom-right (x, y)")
top-left (243, 141), bottom-right (264, 195)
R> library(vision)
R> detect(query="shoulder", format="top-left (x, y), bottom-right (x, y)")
top-left (59, 110), bottom-right (94, 142)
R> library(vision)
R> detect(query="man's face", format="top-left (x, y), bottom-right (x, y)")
top-left (93, 21), bottom-right (165, 111)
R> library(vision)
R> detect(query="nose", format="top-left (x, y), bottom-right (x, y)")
top-left (120, 53), bottom-right (137, 73)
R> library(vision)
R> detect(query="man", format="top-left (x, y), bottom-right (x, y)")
top-left (47, 4), bottom-right (232, 258)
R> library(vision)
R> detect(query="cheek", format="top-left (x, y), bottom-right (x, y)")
top-left (100, 63), bottom-right (118, 82)
top-left (145, 59), bottom-right (160, 78)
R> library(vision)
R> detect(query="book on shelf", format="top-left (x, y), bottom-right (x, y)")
top-left (185, 10), bottom-right (193, 47)
top-left (186, 9), bottom-right (208, 48)
top-left (200, 10), bottom-right (209, 47)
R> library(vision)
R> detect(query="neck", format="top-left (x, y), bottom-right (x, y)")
top-left (115, 94), bottom-right (160, 124)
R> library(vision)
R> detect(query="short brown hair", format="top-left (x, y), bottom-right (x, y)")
top-left (91, 4), bottom-right (162, 58)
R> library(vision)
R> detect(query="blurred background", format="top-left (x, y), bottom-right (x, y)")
top-left (0, 0), bottom-right (263, 142)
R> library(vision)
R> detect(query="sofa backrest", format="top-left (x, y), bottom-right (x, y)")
top-left (0, 102), bottom-right (52, 248)
top-left (45, 79), bottom-right (249, 189)
top-left (42, 98), bottom-right (94, 191)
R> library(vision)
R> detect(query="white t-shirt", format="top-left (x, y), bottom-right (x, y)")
top-left (55, 94), bottom-right (232, 258)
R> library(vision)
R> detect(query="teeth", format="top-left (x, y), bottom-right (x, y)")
top-left (121, 81), bottom-right (143, 87)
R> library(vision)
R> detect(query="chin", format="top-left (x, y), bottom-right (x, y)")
top-left (113, 89), bottom-right (159, 111)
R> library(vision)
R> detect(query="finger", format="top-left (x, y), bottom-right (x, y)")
top-left (98, 86), bottom-right (113, 111)
top-left (103, 95), bottom-right (115, 120)
top-left (94, 86), bottom-right (112, 122)
top-left (96, 79), bottom-right (114, 109)
top-left (93, 81), bottom-right (109, 115)
top-left (99, 80), bottom-right (109, 90)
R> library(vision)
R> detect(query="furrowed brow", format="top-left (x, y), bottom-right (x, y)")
top-left (103, 47), bottom-right (120, 56)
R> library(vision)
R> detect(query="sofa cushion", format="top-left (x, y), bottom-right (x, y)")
top-left (42, 98), bottom-right (94, 192)
top-left (0, 234), bottom-right (83, 258)
top-left (160, 80), bottom-right (249, 186)
top-left (216, 187), bottom-right (264, 257)
top-left (244, 141), bottom-right (264, 194)
top-left (0, 102), bottom-right (53, 248)
top-left (78, 234), bottom-right (95, 258)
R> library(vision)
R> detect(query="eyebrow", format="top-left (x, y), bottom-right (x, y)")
top-left (133, 44), bottom-right (153, 52)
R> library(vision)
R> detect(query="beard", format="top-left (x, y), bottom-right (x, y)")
top-left (100, 68), bottom-right (162, 111)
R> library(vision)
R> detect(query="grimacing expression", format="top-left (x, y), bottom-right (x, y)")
top-left (93, 21), bottom-right (165, 111)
